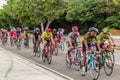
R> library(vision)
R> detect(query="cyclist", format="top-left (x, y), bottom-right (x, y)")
top-left (52, 28), bottom-right (57, 41)
top-left (105, 27), bottom-right (116, 46)
top-left (9, 28), bottom-right (15, 44)
top-left (41, 28), bottom-right (55, 51)
top-left (57, 27), bottom-right (64, 41)
top-left (15, 27), bottom-right (21, 42)
top-left (23, 27), bottom-right (29, 47)
top-left (66, 26), bottom-right (82, 64)
top-left (97, 27), bottom-right (113, 51)
top-left (82, 27), bottom-right (100, 75)
top-left (1, 28), bottom-right (8, 44)
top-left (33, 27), bottom-right (41, 55)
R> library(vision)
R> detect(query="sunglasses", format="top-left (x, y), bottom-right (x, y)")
top-left (103, 32), bottom-right (108, 34)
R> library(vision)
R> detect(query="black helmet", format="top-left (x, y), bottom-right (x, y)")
top-left (88, 27), bottom-right (99, 33)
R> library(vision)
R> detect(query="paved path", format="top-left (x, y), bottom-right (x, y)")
top-left (0, 47), bottom-right (73, 80)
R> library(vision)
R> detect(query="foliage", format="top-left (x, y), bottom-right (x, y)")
top-left (0, 0), bottom-right (120, 33)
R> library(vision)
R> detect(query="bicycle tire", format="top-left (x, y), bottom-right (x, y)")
top-left (17, 42), bottom-right (21, 50)
top-left (60, 42), bottom-right (64, 51)
top-left (47, 56), bottom-right (52, 64)
top-left (37, 46), bottom-right (41, 58)
top-left (108, 51), bottom-right (115, 67)
top-left (66, 54), bottom-right (72, 69)
top-left (47, 49), bottom-right (52, 64)
top-left (54, 46), bottom-right (58, 56)
top-left (76, 50), bottom-right (81, 65)
top-left (42, 50), bottom-right (46, 62)
top-left (89, 60), bottom-right (100, 80)
top-left (103, 54), bottom-right (113, 76)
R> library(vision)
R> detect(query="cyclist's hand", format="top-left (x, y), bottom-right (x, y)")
top-left (86, 49), bottom-right (90, 54)
top-left (70, 45), bottom-right (74, 49)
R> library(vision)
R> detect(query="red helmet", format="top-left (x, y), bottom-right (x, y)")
top-left (72, 26), bottom-right (78, 32)
top-left (46, 28), bottom-right (51, 33)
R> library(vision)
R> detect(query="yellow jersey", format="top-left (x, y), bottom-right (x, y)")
top-left (41, 32), bottom-right (53, 40)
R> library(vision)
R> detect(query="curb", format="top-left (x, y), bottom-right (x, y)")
top-left (1, 48), bottom-right (74, 80)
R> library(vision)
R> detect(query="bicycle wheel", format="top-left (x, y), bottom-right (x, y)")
top-left (76, 50), bottom-right (81, 65)
top-left (89, 60), bottom-right (100, 80)
top-left (60, 42), bottom-right (64, 51)
top-left (17, 42), bottom-right (21, 50)
top-left (108, 51), bottom-right (115, 67)
top-left (10, 39), bottom-right (13, 46)
top-left (47, 50), bottom-right (52, 64)
top-left (26, 39), bottom-right (29, 48)
top-left (54, 45), bottom-right (58, 56)
top-left (2, 39), bottom-right (5, 46)
top-left (37, 46), bottom-right (41, 58)
top-left (42, 49), bottom-right (46, 62)
top-left (103, 54), bottom-right (113, 76)
top-left (66, 54), bottom-right (72, 69)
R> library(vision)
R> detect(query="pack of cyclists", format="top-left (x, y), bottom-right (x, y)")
top-left (0, 26), bottom-right (116, 78)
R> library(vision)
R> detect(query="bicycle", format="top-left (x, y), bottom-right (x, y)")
top-left (66, 43), bottom-right (82, 69)
top-left (34, 40), bottom-right (41, 58)
top-left (98, 48), bottom-right (114, 76)
top-left (24, 37), bottom-right (29, 48)
top-left (16, 39), bottom-right (21, 50)
top-left (79, 41), bottom-right (100, 80)
top-left (42, 41), bottom-right (52, 64)
top-left (10, 37), bottom-right (15, 46)
top-left (1, 36), bottom-right (7, 46)
top-left (59, 37), bottom-right (65, 51)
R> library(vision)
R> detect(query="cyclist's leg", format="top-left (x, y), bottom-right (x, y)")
top-left (67, 42), bottom-right (74, 55)
top-left (81, 44), bottom-right (91, 74)
top-left (43, 40), bottom-right (47, 50)
top-left (38, 38), bottom-right (40, 47)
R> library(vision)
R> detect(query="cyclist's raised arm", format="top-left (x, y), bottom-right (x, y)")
top-left (68, 33), bottom-right (73, 47)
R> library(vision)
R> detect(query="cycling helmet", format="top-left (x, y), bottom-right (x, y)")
top-left (58, 27), bottom-right (61, 31)
top-left (24, 27), bottom-right (28, 30)
top-left (88, 27), bottom-right (98, 33)
top-left (53, 28), bottom-right (57, 32)
top-left (35, 27), bottom-right (39, 31)
top-left (46, 28), bottom-right (51, 33)
top-left (72, 26), bottom-right (78, 32)
top-left (102, 27), bottom-right (109, 33)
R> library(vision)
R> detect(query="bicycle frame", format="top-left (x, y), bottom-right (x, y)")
top-left (86, 53), bottom-right (96, 70)
top-left (45, 43), bottom-right (52, 57)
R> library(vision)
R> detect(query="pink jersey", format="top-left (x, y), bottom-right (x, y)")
top-left (10, 31), bottom-right (15, 37)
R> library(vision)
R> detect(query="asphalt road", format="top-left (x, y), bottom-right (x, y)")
top-left (0, 39), bottom-right (120, 80)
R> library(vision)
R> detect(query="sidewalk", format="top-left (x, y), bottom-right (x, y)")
top-left (0, 47), bottom-right (73, 80)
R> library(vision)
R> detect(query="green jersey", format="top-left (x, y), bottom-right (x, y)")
top-left (97, 33), bottom-right (110, 42)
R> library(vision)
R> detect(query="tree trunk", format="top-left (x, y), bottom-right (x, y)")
top-left (45, 20), bottom-right (52, 30)
top-left (41, 22), bottom-right (44, 32)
